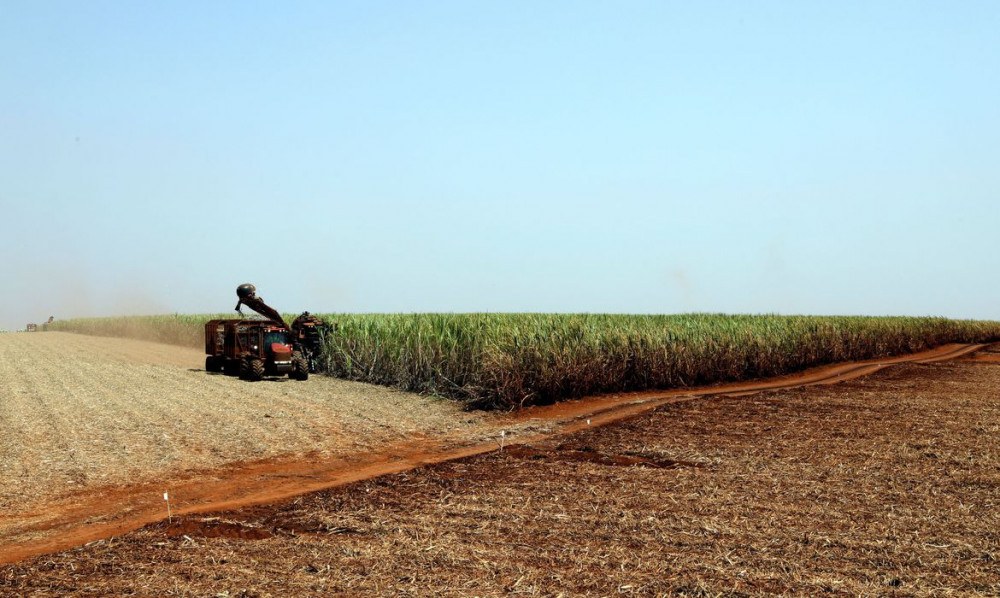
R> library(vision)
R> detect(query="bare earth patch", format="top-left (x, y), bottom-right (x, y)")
top-left (1, 348), bottom-right (997, 595)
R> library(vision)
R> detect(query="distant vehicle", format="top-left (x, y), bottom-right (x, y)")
top-left (26, 317), bottom-right (54, 333)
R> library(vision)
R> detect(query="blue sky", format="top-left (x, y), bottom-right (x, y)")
top-left (2, 1), bottom-right (999, 330)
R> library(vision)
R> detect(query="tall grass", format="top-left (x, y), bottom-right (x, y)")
top-left (50, 313), bottom-right (1000, 410)
top-left (324, 314), bottom-right (1000, 408)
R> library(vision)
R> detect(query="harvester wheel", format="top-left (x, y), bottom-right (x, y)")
top-left (291, 352), bottom-right (309, 381)
top-left (205, 356), bottom-right (223, 373)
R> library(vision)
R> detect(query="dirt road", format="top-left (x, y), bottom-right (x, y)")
top-left (0, 332), bottom-right (989, 569)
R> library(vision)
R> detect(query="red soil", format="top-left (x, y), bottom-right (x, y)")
top-left (0, 342), bottom-right (985, 566)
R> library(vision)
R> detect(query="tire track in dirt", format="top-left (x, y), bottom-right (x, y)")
top-left (0, 341), bottom-right (987, 565)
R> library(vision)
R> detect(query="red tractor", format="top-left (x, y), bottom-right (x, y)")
top-left (205, 319), bottom-right (309, 381)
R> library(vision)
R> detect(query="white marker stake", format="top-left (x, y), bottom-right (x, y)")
top-left (164, 491), bottom-right (172, 523)
top-left (500, 430), bottom-right (506, 451)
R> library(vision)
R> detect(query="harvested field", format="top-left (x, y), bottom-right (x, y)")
top-left (2, 345), bottom-right (998, 595)
top-left (0, 333), bottom-right (498, 553)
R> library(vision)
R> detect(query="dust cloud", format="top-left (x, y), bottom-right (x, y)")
top-left (3, 264), bottom-right (172, 332)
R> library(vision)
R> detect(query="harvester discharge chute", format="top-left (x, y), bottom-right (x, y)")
top-left (235, 283), bottom-right (287, 328)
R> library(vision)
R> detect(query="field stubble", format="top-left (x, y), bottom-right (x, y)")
top-left (0, 332), bottom-right (495, 528)
top-left (2, 355), bottom-right (998, 595)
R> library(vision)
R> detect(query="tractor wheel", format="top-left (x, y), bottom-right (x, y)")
top-left (249, 358), bottom-right (265, 381)
top-left (205, 356), bottom-right (222, 372)
top-left (239, 357), bottom-right (264, 381)
top-left (291, 352), bottom-right (309, 381)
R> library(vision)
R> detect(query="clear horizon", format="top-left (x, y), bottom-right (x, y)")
top-left (3, 2), bottom-right (999, 331)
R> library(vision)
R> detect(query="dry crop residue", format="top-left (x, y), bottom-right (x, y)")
top-left (2, 356), bottom-right (998, 595)
top-left (0, 333), bottom-right (495, 548)
top-left (0, 335), bottom-right (989, 568)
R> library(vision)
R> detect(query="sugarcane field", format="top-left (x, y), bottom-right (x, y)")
top-left (4, 3), bottom-right (1000, 596)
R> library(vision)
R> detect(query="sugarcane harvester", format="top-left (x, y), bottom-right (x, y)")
top-left (204, 284), bottom-right (330, 381)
